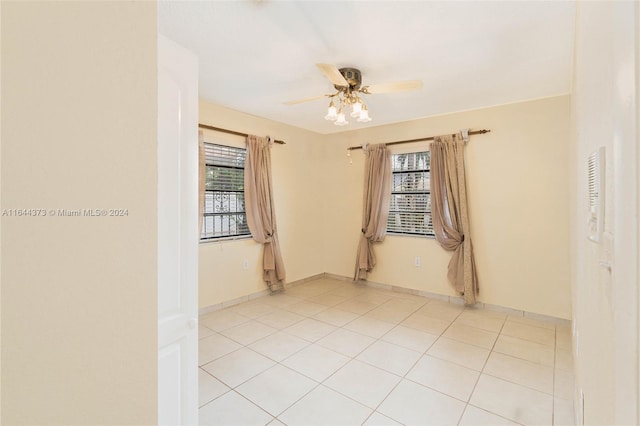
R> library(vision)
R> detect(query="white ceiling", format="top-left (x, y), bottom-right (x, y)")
top-left (159, 1), bottom-right (575, 134)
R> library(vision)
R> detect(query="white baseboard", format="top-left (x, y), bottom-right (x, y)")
top-left (284, 273), bottom-right (326, 289)
top-left (325, 273), bottom-right (571, 327)
top-left (198, 273), bottom-right (325, 315)
top-left (198, 289), bottom-right (270, 316)
top-left (199, 272), bottom-right (571, 327)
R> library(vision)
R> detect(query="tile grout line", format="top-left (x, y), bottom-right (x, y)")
top-left (444, 307), bottom-right (488, 426)
top-left (200, 296), bottom-right (343, 394)
top-left (198, 278), bottom-right (566, 425)
top-left (198, 386), bottom-right (275, 423)
top-left (209, 314), bottom-right (337, 423)
top-left (461, 315), bottom-right (558, 425)
top-left (358, 299), bottom-right (462, 424)
top-left (357, 298), bottom-right (437, 425)
top-left (478, 371), bottom-right (556, 398)
top-left (201, 274), bottom-right (569, 328)
top-left (207, 288), bottom-right (474, 421)
top-left (284, 287), bottom-right (436, 424)
top-left (241, 292), bottom-right (362, 422)
top-left (457, 312), bottom-right (507, 425)
top-left (200, 282), bottom-right (406, 422)
top-left (254, 285), bottom-right (408, 424)
top-left (278, 295), bottom-right (402, 424)
top-left (197, 367), bottom-right (233, 409)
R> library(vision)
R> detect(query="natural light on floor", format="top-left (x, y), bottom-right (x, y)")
top-left (197, 277), bottom-right (573, 425)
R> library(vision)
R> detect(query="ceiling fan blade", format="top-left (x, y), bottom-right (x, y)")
top-left (283, 94), bottom-right (328, 105)
top-left (316, 63), bottom-right (348, 87)
top-left (364, 80), bottom-right (423, 94)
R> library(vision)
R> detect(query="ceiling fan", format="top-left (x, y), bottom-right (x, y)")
top-left (284, 64), bottom-right (423, 126)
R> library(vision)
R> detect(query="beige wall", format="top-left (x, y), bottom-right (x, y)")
top-left (323, 96), bottom-right (572, 319)
top-left (198, 101), bottom-right (326, 308)
top-left (203, 96), bottom-right (572, 319)
top-left (1, 2), bottom-right (158, 424)
top-left (571, 2), bottom-right (639, 424)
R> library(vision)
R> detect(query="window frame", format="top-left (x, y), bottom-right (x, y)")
top-left (200, 142), bottom-right (252, 242)
top-left (386, 150), bottom-right (435, 238)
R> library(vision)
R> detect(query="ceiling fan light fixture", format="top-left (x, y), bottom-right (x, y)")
top-left (285, 64), bottom-right (419, 127)
top-left (357, 104), bottom-right (372, 123)
top-left (334, 108), bottom-right (349, 126)
top-left (324, 99), bottom-right (338, 121)
top-left (350, 99), bottom-right (363, 117)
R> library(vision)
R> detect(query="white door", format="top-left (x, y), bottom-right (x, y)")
top-left (157, 34), bottom-right (199, 426)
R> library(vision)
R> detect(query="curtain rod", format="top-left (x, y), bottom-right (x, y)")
top-left (198, 123), bottom-right (286, 145)
top-left (346, 129), bottom-right (491, 151)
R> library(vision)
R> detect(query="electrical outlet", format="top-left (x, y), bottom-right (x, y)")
top-left (414, 256), bottom-right (421, 267)
top-left (242, 259), bottom-right (249, 270)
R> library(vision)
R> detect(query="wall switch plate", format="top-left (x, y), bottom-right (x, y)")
top-left (414, 256), bottom-right (421, 267)
top-left (242, 259), bottom-right (249, 270)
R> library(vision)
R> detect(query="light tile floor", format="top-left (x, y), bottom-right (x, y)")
top-left (198, 278), bottom-right (574, 426)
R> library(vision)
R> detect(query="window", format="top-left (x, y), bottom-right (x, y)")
top-left (201, 143), bottom-right (251, 240)
top-left (387, 151), bottom-right (434, 237)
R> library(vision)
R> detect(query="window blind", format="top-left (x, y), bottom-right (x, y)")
top-left (387, 151), bottom-right (434, 236)
top-left (201, 143), bottom-right (251, 240)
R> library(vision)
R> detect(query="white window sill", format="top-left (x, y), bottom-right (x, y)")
top-left (199, 235), bottom-right (253, 244)
top-left (386, 233), bottom-right (436, 240)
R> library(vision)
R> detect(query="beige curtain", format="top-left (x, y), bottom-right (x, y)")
top-left (354, 144), bottom-right (392, 280)
top-left (430, 133), bottom-right (478, 304)
top-left (198, 130), bottom-right (206, 236)
top-left (244, 135), bottom-right (286, 291)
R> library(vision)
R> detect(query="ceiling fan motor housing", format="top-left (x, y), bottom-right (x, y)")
top-left (337, 68), bottom-right (362, 90)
